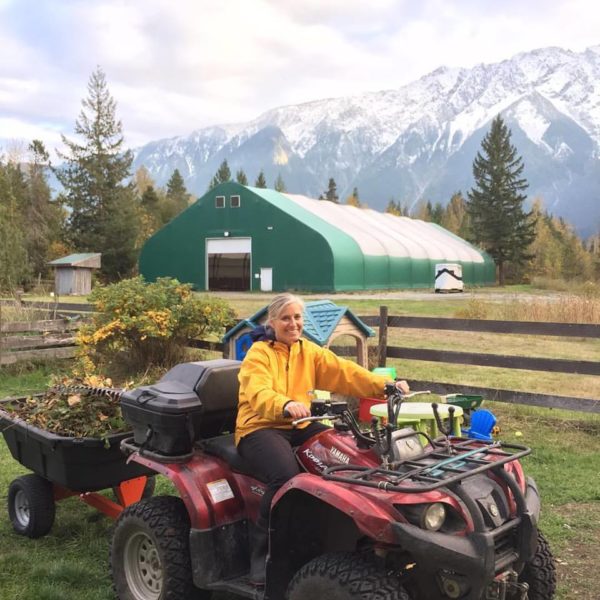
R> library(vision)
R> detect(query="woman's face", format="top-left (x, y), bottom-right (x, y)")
top-left (271, 302), bottom-right (304, 346)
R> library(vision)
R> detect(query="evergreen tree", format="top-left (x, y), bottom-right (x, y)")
top-left (385, 199), bottom-right (405, 216)
top-left (254, 170), bottom-right (267, 188)
top-left (208, 160), bottom-right (232, 190)
top-left (22, 141), bottom-right (63, 279)
top-left (322, 177), bottom-right (339, 203)
top-left (431, 202), bottom-right (444, 224)
top-left (236, 169), bottom-right (248, 185)
top-left (274, 173), bottom-right (286, 192)
top-left (56, 67), bottom-right (139, 281)
top-left (136, 185), bottom-right (165, 247)
top-left (166, 169), bottom-right (189, 215)
top-left (467, 115), bottom-right (536, 285)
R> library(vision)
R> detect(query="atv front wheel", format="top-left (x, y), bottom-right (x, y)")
top-left (7, 474), bottom-right (55, 538)
top-left (519, 530), bottom-right (556, 599)
top-left (110, 496), bottom-right (209, 600)
top-left (286, 551), bottom-right (410, 599)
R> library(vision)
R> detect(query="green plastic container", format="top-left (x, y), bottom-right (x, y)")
top-left (372, 367), bottom-right (397, 380)
top-left (445, 394), bottom-right (484, 411)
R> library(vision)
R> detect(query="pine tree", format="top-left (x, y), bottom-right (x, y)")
top-left (236, 169), bottom-right (248, 185)
top-left (137, 185), bottom-right (163, 243)
top-left (467, 116), bottom-right (536, 285)
top-left (321, 178), bottom-right (339, 203)
top-left (274, 173), bottom-right (286, 192)
top-left (385, 199), bottom-right (404, 216)
top-left (22, 141), bottom-right (63, 279)
top-left (166, 169), bottom-right (189, 215)
top-left (56, 67), bottom-right (139, 281)
top-left (255, 170), bottom-right (267, 188)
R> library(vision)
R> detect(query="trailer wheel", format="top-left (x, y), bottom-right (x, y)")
top-left (111, 496), bottom-right (209, 600)
top-left (286, 551), bottom-right (410, 599)
top-left (7, 474), bottom-right (56, 538)
top-left (519, 530), bottom-right (557, 600)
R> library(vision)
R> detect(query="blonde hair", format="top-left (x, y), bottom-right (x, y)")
top-left (267, 293), bottom-right (305, 325)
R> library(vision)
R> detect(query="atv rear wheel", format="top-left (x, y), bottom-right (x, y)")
top-left (7, 474), bottom-right (55, 538)
top-left (519, 530), bottom-right (556, 600)
top-left (286, 551), bottom-right (410, 599)
top-left (110, 496), bottom-right (210, 600)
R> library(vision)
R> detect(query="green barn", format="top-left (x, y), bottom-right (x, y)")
top-left (139, 182), bottom-right (495, 292)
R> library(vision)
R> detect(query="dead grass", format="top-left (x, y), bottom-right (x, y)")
top-left (457, 294), bottom-right (600, 324)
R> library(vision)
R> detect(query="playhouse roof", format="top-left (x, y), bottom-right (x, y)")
top-left (222, 300), bottom-right (374, 346)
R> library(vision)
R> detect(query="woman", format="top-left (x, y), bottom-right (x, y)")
top-left (235, 293), bottom-right (409, 585)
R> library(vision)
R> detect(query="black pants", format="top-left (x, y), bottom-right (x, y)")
top-left (238, 423), bottom-right (329, 523)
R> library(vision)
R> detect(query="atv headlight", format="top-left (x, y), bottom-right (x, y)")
top-left (422, 503), bottom-right (446, 531)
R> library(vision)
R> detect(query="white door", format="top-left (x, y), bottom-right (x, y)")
top-left (260, 268), bottom-right (273, 292)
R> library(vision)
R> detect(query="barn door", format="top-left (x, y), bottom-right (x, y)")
top-left (206, 238), bottom-right (251, 291)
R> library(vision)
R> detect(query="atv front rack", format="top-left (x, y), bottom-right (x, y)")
top-left (323, 437), bottom-right (531, 493)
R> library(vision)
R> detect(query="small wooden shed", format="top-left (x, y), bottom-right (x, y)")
top-left (222, 300), bottom-right (374, 367)
top-left (48, 253), bottom-right (101, 296)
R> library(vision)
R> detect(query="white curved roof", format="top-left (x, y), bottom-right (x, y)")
top-left (283, 193), bottom-right (484, 263)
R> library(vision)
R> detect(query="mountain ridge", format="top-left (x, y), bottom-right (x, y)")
top-left (133, 44), bottom-right (600, 236)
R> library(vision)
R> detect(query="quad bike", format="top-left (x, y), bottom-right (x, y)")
top-left (111, 359), bottom-right (556, 600)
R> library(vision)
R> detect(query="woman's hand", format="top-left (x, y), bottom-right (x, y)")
top-left (395, 380), bottom-right (410, 394)
top-left (283, 401), bottom-right (311, 419)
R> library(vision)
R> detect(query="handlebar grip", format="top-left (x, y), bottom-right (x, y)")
top-left (431, 403), bottom-right (445, 433)
top-left (283, 408), bottom-right (291, 418)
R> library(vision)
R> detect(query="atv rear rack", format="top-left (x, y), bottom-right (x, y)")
top-left (323, 437), bottom-right (531, 493)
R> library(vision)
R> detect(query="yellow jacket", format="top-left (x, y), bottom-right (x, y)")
top-left (235, 338), bottom-right (388, 445)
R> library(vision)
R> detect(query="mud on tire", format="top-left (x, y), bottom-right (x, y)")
top-left (519, 530), bottom-right (556, 600)
top-left (286, 551), bottom-right (410, 600)
top-left (110, 495), bottom-right (209, 600)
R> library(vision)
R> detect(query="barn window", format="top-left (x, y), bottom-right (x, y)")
top-left (230, 195), bottom-right (241, 208)
top-left (215, 196), bottom-right (225, 208)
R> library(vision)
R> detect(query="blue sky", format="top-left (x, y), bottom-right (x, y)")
top-left (1, 0), bottom-right (599, 159)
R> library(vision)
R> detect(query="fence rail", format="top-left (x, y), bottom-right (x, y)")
top-left (0, 319), bottom-right (79, 365)
top-left (2, 302), bottom-right (598, 414)
top-left (363, 307), bottom-right (599, 414)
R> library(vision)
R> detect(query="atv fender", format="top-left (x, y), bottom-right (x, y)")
top-left (272, 472), bottom-right (403, 543)
top-left (125, 450), bottom-right (246, 529)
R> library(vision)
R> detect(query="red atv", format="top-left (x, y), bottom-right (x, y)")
top-left (111, 359), bottom-right (556, 600)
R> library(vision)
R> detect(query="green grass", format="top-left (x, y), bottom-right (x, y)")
top-left (0, 291), bottom-right (598, 599)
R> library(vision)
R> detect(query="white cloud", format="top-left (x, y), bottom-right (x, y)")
top-left (1, 0), bottom-right (600, 155)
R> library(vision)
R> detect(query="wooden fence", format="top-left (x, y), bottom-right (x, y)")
top-left (0, 318), bottom-right (80, 365)
top-left (191, 307), bottom-right (600, 415)
top-left (3, 301), bottom-right (598, 414)
top-left (359, 306), bottom-right (600, 414)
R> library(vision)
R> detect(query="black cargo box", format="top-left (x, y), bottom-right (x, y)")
top-left (120, 359), bottom-right (241, 456)
top-left (0, 407), bottom-right (151, 491)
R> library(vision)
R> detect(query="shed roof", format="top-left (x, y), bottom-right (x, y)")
top-left (222, 300), bottom-right (374, 346)
top-left (48, 253), bottom-right (101, 268)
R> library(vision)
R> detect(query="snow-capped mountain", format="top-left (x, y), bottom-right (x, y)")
top-left (133, 45), bottom-right (600, 237)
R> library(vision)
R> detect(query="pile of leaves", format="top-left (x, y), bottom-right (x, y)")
top-left (2, 375), bottom-right (129, 439)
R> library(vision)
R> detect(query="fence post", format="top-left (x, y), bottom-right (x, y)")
top-left (378, 305), bottom-right (388, 368)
